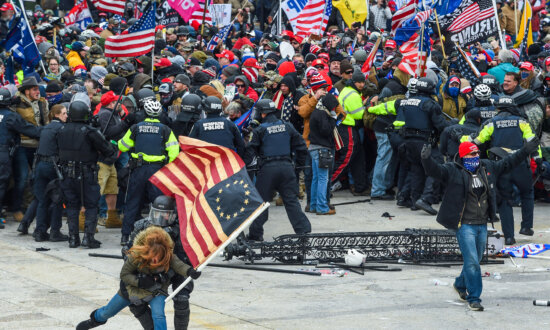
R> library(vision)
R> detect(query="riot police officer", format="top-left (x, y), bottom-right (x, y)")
top-left (171, 94), bottom-right (202, 137)
top-left (123, 195), bottom-right (199, 330)
top-left (0, 88), bottom-right (41, 228)
top-left (188, 96), bottom-right (245, 158)
top-left (118, 99), bottom-right (180, 246)
top-left (468, 96), bottom-right (540, 245)
top-left (56, 101), bottom-right (116, 248)
top-left (244, 100), bottom-right (311, 241)
top-left (393, 77), bottom-right (449, 214)
top-left (134, 88), bottom-right (171, 125)
top-left (465, 84), bottom-right (498, 122)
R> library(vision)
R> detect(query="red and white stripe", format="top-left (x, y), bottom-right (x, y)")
top-left (391, 0), bottom-right (417, 36)
top-left (447, 3), bottom-right (480, 33)
top-left (189, 1), bottom-right (213, 26)
top-left (242, 67), bottom-right (259, 84)
top-left (93, 0), bottom-right (126, 16)
top-left (478, 7), bottom-right (494, 20)
top-left (104, 29), bottom-right (155, 57)
top-left (414, 9), bottom-right (432, 25)
top-left (397, 34), bottom-right (427, 77)
top-left (290, 0), bottom-right (329, 37)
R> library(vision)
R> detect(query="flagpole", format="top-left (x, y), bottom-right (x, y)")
top-left (492, 0), bottom-right (507, 50)
top-left (514, 0), bottom-right (518, 37)
top-left (200, 0), bottom-right (209, 36)
top-left (455, 42), bottom-right (480, 78)
top-left (432, 9), bottom-right (446, 59)
top-left (278, 0), bottom-right (282, 34)
top-left (165, 202), bottom-right (270, 303)
top-left (418, 23), bottom-right (426, 78)
top-left (16, 0), bottom-right (47, 75)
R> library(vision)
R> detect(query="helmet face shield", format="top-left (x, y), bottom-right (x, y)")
top-left (149, 206), bottom-right (176, 227)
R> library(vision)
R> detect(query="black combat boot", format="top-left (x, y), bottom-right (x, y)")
top-left (129, 304), bottom-right (154, 330)
top-left (81, 233), bottom-right (101, 249)
top-left (49, 230), bottom-right (69, 242)
top-left (69, 234), bottom-right (81, 248)
top-left (120, 234), bottom-right (129, 246)
top-left (17, 221), bottom-right (29, 234)
top-left (76, 310), bottom-right (106, 330)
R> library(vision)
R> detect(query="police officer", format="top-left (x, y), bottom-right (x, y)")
top-left (393, 77), bottom-right (449, 214)
top-left (56, 101), bottom-right (116, 248)
top-left (465, 84), bottom-right (498, 122)
top-left (244, 100), bottom-right (311, 241)
top-left (123, 195), bottom-right (199, 330)
top-left (440, 109), bottom-right (483, 158)
top-left (188, 96), bottom-right (245, 158)
top-left (134, 88), bottom-right (171, 125)
top-left (118, 99), bottom-right (180, 246)
top-left (0, 89), bottom-right (41, 228)
top-left (468, 96), bottom-right (540, 245)
top-left (171, 94), bottom-right (202, 137)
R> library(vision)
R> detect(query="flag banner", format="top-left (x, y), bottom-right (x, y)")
top-left (157, 0), bottom-right (181, 28)
top-left (64, 0), bottom-right (93, 30)
top-left (104, 3), bottom-right (155, 57)
top-left (332, 0), bottom-right (366, 28)
top-left (93, 0), bottom-right (126, 16)
top-left (208, 4), bottom-right (232, 27)
top-left (440, 0), bottom-right (499, 50)
top-left (361, 37), bottom-right (382, 76)
top-left (206, 23), bottom-right (232, 51)
top-left (391, 0), bottom-right (417, 36)
top-left (0, 6), bottom-right (41, 75)
top-left (282, 0), bottom-right (332, 37)
top-left (167, 0), bottom-right (198, 23)
top-left (189, 0), bottom-right (213, 26)
top-left (518, 18), bottom-right (531, 61)
top-left (514, 0), bottom-right (533, 48)
top-left (501, 244), bottom-right (550, 258)
top-left (150, 137), bottom-right (265, 268)
top-left (455, 43), bottom-right (480, 86)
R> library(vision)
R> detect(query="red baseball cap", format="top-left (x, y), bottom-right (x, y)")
top-left (216, 50), bottom-right (235, 62)
top-left (385, 40), bottom-right (397, 49)
top-left (154, 58), bottom-right (172, 67)
top-left (520, 62), bottom-right (534, 71)
top-left (100, 91), bottom-right (118, 106)
top-left (243, 58), bottom-right (262, 69)
top-left (312, 59), bottom-right (325, 68)
top-left (459, 142), bottom-right (479, 158)
top-left (545, 57), bottom-right (550, 67)
top-left (0, 3), bottom-right (14, 11)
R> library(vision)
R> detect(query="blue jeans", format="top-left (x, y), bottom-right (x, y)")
top-left (95, 293), bottom-right (166, 330)
top-left (454, 224), bottom-right (487, 304)
top-left (371, 132), bottom-right (393, 196)
top-left (309, 149), bottom-right (330, 213)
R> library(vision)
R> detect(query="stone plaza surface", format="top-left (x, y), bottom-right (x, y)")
top-left (1, 191), bottom-right (550, 329)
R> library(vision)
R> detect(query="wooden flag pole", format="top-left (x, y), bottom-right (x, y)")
top-left (200, 0), bottom-right (209, 36)
top-left (165, 202), bottom-right (270, 302)
top-left (455, 42), bottom-right (480, 78)
top-left (433, 9), bottom-right (446, 59)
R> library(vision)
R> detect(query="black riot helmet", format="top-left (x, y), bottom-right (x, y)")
top-left (256, 99), bottom-right (277, 114)
top-left (0, 88), bottom-right (12, 107)
top-left (136, 88), bottom-right (156, 108)
top-left (202, 96), bottom-right (223, 114)
top-left (181, 94), bottom-right (202, 113)
top-left (416, 77), bottom-right (436, 95)
top-left (149, 195), bottom-right (176, 227)
top-left (68, 101), bottom-right (90, 122)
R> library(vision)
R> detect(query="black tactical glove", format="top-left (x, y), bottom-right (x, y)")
top-left (535, 157), bottom-right (546, 174)
top-left (124, 112), bottom-right (136, 126)
top-left (421, 144), bottom-right (432, 159)
top-left (187, 268), bottom-right (201, 280)
top-left (450, 128), bottom-right (463, 142)
top-left (137, 274), bottom-right (157, 289)
top-left (525, 137), bottom-right (540, 154)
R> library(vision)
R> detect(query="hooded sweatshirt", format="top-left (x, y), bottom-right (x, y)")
top-left (234, 75), bottom-right (258, 101)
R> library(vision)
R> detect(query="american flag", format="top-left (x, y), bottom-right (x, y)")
top-left (455, 43), bottom-right (480, 86)
top-left (361, 37), bottom-right (382, 77)
top-left (398, 27), bottom-right (430, 77)
top-left (288, 0), bottom-right (332, 37)
top-left (206, 23), bottom-right (232, 52)
top-left (391, 0), bottom-right (417, 36)
top-left (518, 19), bottom-right (531, 62)
top-left (189, 0), bottom-right (213, 26)
top-left (439, 0), bottom-right (493, 30)
top-left (104, 3), bottom-right (155, 58)
top-left (447, 2), bottom-right (492, 32)
top-left (414, 8), bottom-right (432, 25)
top-left (92, 0), bottom-right (126, 16)
top-left (149, 137), bottom-right (265, 268)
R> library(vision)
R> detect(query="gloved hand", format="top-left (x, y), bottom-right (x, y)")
top-left (152, 272), bottom-right (169, 284)
top-left (525, 137), bottom-right (540, 154)
top-left (450, 128), bottom-right (463, 142)
top-left (249, 119), bottom-right (261, 128)
top-left (421, 144), bottom-right (432, 159)
top-left (124, 112), bottom-right (136, 126)
top-left (137, 274), bottom-right (157, 289)
top-left (535, 157), bottom-right (546, 174)
top-left (187, 268), bottom-right (201, 280)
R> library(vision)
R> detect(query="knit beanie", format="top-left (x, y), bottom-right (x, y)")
top-left (340, 60), bottom-right (353, 74)
top-left (458, 142), bottom-right (479, 158)
top-left (309, 72), bottom-right (328, 92)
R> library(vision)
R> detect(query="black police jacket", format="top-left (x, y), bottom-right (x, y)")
top-left (37, 119), bottom-right (64, 157)
top-left (188, 114), bottom-right (246, 158)
top-left (439, 119), bottom-right (480, 158)
top-left (395, 93), bottom-right (449, 136)
top-left (0, 108), bottom-right (41, 149)
top-left (57, 122), bottom-right (116, 164)
top-left (421, 145), bottom-right (531, 230)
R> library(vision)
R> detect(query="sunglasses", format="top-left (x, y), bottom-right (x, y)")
top-left (344, 70), bottom-right (353, 74)
top-left (236, 84), bottom-right (246, 88)
top-left (315, 65), bottom-right (325, 69)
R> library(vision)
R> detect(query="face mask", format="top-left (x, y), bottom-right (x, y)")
top-left (448, 86), bottom-right (460, 97)
top-left (160, 93), bottom-right (172, 106)
top-left (46, 93), bottom-right (63, 105)
top-left (521, 71), bottom-right (530, 79)
top-left (294, 61), bottom-right (305, 74)
top-left (265, 63), bottom-right (276, 71)
top-left (463, 156), bottom-right (480, 172)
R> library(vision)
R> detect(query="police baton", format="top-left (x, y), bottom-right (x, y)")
top-left (102, 82), bottom-right (128, 136)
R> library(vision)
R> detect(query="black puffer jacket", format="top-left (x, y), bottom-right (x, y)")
top-left (421, 144), bottom-right (532, 230)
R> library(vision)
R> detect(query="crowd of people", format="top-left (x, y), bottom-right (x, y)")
top-left (0, 0), bottom-right (550, 321)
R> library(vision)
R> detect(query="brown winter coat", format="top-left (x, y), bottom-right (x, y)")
top-left (298, 94), bottom-right (345, 147)
top-left (500, 4), bottom-right (521, 36)
top-left (15, 94), bottom-right (49, 148)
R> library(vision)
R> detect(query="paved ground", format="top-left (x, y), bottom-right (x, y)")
top-left (1, 190), bottom-right (550, 329)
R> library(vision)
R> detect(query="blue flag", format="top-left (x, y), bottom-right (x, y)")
top-left (207, 24), bottom-right (233, 52)
top-left (0, 8), bottom-right (41, 75)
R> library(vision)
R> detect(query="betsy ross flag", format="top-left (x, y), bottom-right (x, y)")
top-left (104, 3), bottom-right (156, 58)
top-left (150, 137), bottom-right (265, 268)
top-left (92, 0), bottom-right (126, 16)
top-left (207, 23), bottom-right (232, 52)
